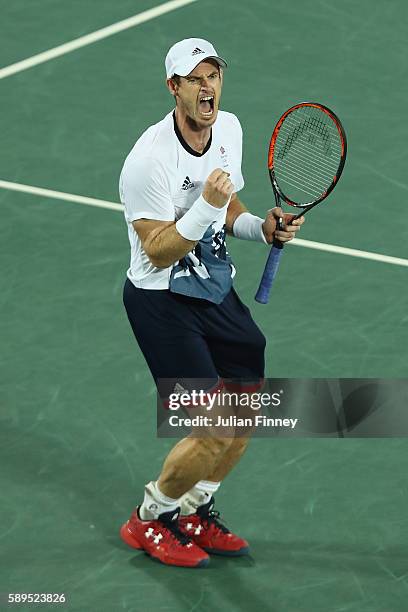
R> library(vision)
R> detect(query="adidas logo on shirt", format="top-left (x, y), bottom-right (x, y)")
top-left (191, 47), bottom-right (205, 55)
top-left (181, 176), bottom-right (195, 190)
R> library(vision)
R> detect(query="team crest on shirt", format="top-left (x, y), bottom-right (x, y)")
top-left (220, 146), bottom-right (228, 169)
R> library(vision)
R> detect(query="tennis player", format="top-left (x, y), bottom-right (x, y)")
top-left (119, 38), bottom-right (304, 567)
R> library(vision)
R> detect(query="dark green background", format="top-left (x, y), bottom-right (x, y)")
top-left (1, 0), bottom-right (407, 610)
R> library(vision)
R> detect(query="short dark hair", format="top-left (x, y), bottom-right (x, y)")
top-left (171, 63), bottom-right (221, 86)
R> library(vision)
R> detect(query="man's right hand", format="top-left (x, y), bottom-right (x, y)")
top-left (202, 169), bottom-right (235, 209)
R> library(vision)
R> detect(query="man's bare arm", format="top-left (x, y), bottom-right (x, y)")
top-left (133, 219), bottom-right (197, 268)
top-left (133, 168), bottom-right (234, 268)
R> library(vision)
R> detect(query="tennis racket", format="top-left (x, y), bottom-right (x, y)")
top-left (255, 102), bottom-right (347, 304)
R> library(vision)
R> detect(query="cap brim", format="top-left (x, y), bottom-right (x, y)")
top-left (172, 55), bottom-right (227, 78)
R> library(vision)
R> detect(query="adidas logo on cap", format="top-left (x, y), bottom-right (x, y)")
top-left (181, 176), bottom-right (195, 190)
top-left (192, 47), bottom-right (205, 55)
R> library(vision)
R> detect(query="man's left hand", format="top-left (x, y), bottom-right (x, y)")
top-left (262, 207), bottom-right (305, 244)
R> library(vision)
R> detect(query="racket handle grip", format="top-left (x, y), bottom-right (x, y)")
top-left (255, 241), bottom-right (283, 304)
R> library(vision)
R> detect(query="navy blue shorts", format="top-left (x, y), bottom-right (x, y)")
top-left (123, 279), bottom-right (265, 397)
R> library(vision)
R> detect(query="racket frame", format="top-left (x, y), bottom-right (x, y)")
top-left (255, 102), bottom-right (347, 304)
top-left (268, 102), bottom-right (347, 218)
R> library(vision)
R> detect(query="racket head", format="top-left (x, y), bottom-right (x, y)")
top-left (268, 102), bottom-right (347, 209)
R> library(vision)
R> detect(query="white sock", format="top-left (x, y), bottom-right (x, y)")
top-left (139, 481), bottom-right (180, 520)
top-left (179, 480), bottom-right (221, 516)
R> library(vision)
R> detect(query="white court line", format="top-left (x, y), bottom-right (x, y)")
top-left (0, 179), bottom-right (122, 212)
top-left (290, 238), bottom-right (408, 267)
top-left (1, 178), bottom-right (407, 269)
top-left (0, 0), bottom-right (198, 80)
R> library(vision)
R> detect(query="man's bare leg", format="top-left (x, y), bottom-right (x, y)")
top-left (205, 436), bottom-right (250, 482)
top-left (145, 394), bottom-right (254, 517)
top-left (157, 436), bottom-right (232, 498)
top-left (176, 394), bottom-right (257, 513)
top-left (157, 390), bottom-right (241, 498)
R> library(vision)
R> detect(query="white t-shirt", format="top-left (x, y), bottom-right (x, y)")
top-left (119, 109), bottom-right (245, 290)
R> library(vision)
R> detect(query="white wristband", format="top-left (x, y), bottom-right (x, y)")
top-left (232, 212), bottom-right (268, 244)
top-left (175, 195), bottom-right (226, 241)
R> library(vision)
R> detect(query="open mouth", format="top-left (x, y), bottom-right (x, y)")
top-left (198, 95), bottom-right (215, 117)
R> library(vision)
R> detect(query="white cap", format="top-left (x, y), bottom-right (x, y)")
top-left (165, 38), bottom-right (227, 79)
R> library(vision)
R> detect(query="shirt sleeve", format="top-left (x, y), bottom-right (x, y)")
top-left (231, 116), bottom-right (245, 193)
top-left (119, 156), bottom-right (175, 223)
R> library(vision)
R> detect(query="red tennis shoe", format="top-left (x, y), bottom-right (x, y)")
top-left (179, 497), bottom-right (249, 556)
top-left (120, 507), bottom-right (209, 568)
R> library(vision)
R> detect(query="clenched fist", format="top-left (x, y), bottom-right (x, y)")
top-left (202, 168), bottom-right (235, 209)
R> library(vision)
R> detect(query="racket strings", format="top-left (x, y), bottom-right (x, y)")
top-left (276, 133), bottom-right (340, 176)
top-left (278, 165), bottom-right (328, 192)
top-left (276, 144), bottom-right (338, 196)
top-left (277, 160), bottom-right (334, 200)
top-left (273, 108), bottom-right (342, 202)
top-left (276, 165), bottom-right (325, 197)
top-left (277, 122), bottom-right (341, 159)
top-left (277, 118), bottom-right (341, 165)
top-left (277, 115), bottom-right (334, 160)
top-left (277, 146), bottom-right (339, 181)
top-left (275, 171), bottom-right (324, 199)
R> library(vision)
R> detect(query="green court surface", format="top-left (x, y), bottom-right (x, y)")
top-left (1, 1), bottom-right (407, 610)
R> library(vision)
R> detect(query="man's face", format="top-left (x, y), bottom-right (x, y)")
top-left (170, 60), bottom-right (223, 129)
